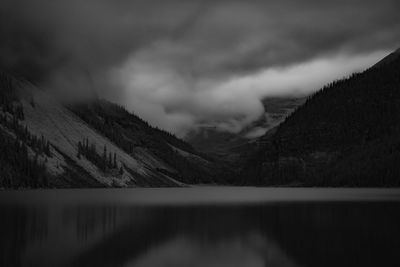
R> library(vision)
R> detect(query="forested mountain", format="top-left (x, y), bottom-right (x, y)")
top-left (0, 71), bottom-right (227, 188)
top-left (242, 49), bottom-right (400, 186)
top-left (2, 48), bottom-right (400, 188)
top-left (69, 101), bottom-right (231, 184)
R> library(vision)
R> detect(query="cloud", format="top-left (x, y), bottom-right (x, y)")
top-left (1, 0), bottom-right (400, 135)
top-left (114, 47), bottom-right (388, 135)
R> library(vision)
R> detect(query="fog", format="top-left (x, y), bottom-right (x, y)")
top-left (1, 0), bottom-right (399, 135)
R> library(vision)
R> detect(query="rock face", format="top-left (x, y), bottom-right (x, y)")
top-left (242, 49), bottom-right (400, 186)
top-left (0, 72), bottom-right (223, 188)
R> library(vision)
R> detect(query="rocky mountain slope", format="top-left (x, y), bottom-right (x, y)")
top-left (0, 72), bottom-right (225, 188)
top-left (242, 49), bottom-right (400, 186)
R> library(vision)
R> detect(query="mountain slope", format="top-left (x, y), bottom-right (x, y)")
top-left (68, 100), bottom-right (228, 184)
top-left (242, 49), bottom-right (400, 186)
top-left (185, 97), bottom-right (305, 163)
top-left (0, 72), bottom-right (221, 188)
top-left (374, 47), bottom-right (400, 68)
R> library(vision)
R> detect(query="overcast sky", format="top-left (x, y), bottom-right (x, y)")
top-left (1, 0), bottom-right (400, 135)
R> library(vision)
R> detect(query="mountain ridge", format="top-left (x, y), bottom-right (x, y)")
top-left (0, 72), bottom-right (226, 188)
top-left (241, 49), bottom-right (400, 186)
top-left (373, 47), bottom-right (400, 68)
top-left (2, 48), bottom-right (400, 188)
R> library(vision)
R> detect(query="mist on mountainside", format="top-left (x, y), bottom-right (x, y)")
top-left (1, 0), bottom-right (399, 136)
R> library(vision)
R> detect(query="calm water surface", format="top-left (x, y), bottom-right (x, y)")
top-left (0, 187), bottom-right (399, 267)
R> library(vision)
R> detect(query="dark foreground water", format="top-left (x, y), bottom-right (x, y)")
top-left (0, 188), bottom-right (400, 267)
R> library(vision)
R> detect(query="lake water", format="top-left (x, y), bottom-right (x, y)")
top-left (0, 187), bottom-right (399, 267)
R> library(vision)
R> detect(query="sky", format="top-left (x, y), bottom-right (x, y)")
top-left (1, 0), bottom-right (400, 136)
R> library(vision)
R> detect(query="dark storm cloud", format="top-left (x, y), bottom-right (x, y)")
top-left (0, 0), bottom-right (189, 80)
top-left (172, 0), bottom-right (400, 76)
top-left (1, 0), bottom-right (399, 134)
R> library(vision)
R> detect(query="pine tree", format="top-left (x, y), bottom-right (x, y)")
top-left (45, 141), bottom-right (51, 156)
top-left (103, 145), bottom-right (107, 171)
top-left (77, 141), bottom-right (82, 159)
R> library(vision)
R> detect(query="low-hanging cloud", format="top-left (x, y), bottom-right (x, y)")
top-left (1, 0), bottom-right (400, 135)
top-left (114, 49), bottom-right (388, 135)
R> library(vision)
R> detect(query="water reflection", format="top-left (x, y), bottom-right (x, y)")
top-left (0, 190), bottom-right (399, 267)
top-left (123, 233), bottom-right (296, 267)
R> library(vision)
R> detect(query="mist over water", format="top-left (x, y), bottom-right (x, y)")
top-left (1, 188), bottom-right (399, 267)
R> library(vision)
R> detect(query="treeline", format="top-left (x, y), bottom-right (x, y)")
top-left (70, 101), bottom-right (223, 184)
top-left (0, 114), bottom-right (52, 188)
top-left (0, 131), bottom-right (49, 188)
top-left (0, 72), bottom-right (52, 188)
top-left (0, 71), bottom-right (17, 106)
top-left (0, 113), bottom-right (51, 157)
top-left (77, 138), bottom-right (123, 175)
top-left (71, 100), bottom-right (203, 156)
top-left (1, 71), bottom-right (24, 119)
top-left (242, 53), bottom-right (400, 186)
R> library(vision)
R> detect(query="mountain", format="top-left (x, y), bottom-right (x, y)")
top-left (242, 49), bottom-right (400, 186)
top-left (0, 72), bottom-right (227, 188)
top-left (185, 97), bottom-right (305, 163)
top-left (373, 47), bottom-right (400, 68)
top-left (2, 48), bottom-right (399, 188)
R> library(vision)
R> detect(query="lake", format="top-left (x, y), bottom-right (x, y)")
top-left (0, 187), bottom-right (399, 267)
